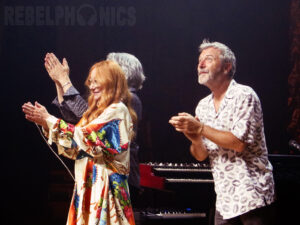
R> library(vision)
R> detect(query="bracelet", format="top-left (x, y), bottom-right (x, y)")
top-left (198, 122), bottom-right (204, 135)
top-left (62, 81), bottom-right (71, 88)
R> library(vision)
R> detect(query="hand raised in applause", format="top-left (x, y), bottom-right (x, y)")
top-left (22, 101), bottom-right (51, 129)
top-left (169, 112), bottom-right (204, 142)
top-left (44, 53), bottom-right (70, 86)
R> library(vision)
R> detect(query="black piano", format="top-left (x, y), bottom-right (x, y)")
top-left (138, 160), bottom-right (215, 225)
top-left (45, 154), bottom-right (300, 225)
top-left (137, 154), bottom-right (300, 225)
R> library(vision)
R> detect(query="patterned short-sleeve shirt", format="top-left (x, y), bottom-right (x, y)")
top-left (195, 79), bottom-right (275, 219)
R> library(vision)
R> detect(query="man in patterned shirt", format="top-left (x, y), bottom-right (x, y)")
top-left (169, 40), bottom-right (276, 225)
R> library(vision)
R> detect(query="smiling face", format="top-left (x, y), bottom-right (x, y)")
top-left (197, 47), bottom-right (224, 86)
top-left (88, 68), bottom-right (102, 101)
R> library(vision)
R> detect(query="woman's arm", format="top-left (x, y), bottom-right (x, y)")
top-left (22, 101), bottom-right (50, 130)
top-left (23, 102), bottom-right (132, 161)
top-left (22, 101), bottom-right (79, 159)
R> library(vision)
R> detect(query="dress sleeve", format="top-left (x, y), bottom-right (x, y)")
top-left (46, 103), bottom-right (132, 160)
top-left (230, 92), bottom-right (263, 145)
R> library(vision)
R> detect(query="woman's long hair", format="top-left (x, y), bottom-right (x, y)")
top-left (81, 60), bottom-right (137, 135)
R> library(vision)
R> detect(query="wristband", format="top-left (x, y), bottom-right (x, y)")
top-left (62, 81), bottom-right (71, 88)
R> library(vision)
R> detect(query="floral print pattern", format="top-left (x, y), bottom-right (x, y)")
top-left (46, 102), bottom-right (135, 225)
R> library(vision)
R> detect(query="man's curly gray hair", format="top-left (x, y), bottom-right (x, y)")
top-left (106, 52), bottom-right (146, 90)
top-left (199, 39), bottom-right (236, 77)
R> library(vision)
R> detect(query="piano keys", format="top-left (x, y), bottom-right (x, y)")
top-left (138, 155), bottom-right (300, 225)
top-left (153, 212), bottom-right (206, 219)
top-left (140, 161), bottom-right (214, 189)
top-left (139, 209), bottom-right (208, 225)
top-left (166, 178), bottom-right (214, 183)
top-left (138, 161), bottom-right (215, 225)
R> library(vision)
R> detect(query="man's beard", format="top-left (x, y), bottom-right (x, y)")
top-left (198, 72), bottom-right (212, 85)
top-left (198, 66), bottom-right (224, 85)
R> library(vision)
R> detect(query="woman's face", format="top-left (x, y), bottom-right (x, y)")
top-left (89, 69), bottom-right (102, 101)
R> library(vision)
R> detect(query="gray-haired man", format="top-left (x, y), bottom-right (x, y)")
top-left (169, 40), bottom-right (276, 225)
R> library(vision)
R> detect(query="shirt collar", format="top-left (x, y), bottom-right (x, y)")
top-left (224, 79), bottom-right (236, 99)
top-left (207, 79), bottom-right (236, 102)
top-left (206, 79), bottom-right (236, 115)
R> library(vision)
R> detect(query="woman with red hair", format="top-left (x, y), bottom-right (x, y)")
top-left (22, 60), bottom-right (137, 225)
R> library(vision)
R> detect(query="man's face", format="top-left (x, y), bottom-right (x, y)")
top-left (197, 47), bottom-right (224, 85)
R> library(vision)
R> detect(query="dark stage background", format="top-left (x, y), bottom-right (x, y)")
top-left (0, 0), bottom-right (294, 224)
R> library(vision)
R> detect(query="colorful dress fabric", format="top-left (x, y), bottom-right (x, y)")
top-left (45, 102), bottom-right (135, 225)
top-left (52, 86), bottom-right (142, 190)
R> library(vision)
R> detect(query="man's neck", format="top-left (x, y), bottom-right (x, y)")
top-left (209, 77), bottom-right (231, 113)
top-left (211, 78), bottom-right (231, 101)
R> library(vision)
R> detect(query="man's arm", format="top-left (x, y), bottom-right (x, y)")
top-left (169, 112), bottom-right (246, 159)
top-left (169, 113), bottom-right (208, 161)
top-left (55, 83), bottom-right (64, 104)
top-left (44, 53), bottom-right (88, 123)
top-left (52, 86), bottom-right (88, 124)
top-left (184, 132), bottom-right (209, 161)
top-left (44, 53), bottom-right (71, 103)
top-left (201, 125), bottom-right (246, 152)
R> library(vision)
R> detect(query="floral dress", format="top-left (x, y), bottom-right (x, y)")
top-left (45, 102), bottom-right (135, 225)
